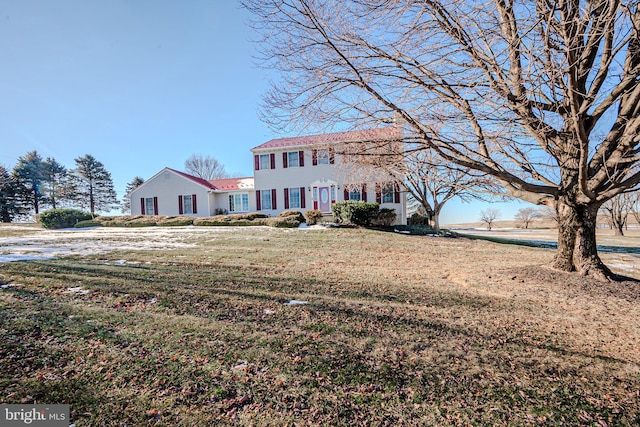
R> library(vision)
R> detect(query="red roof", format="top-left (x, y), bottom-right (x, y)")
top-left (209, 177), bottom-right (254, 191)
top-left (167, 169), bottom-right (254, 191)
top-left (168, 168), bottom-right (216, 189)
top-left (252, 127), bottom-right (400, 151)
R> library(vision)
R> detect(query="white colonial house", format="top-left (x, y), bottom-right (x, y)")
top-left (130, 128), bottom-right (407, 224)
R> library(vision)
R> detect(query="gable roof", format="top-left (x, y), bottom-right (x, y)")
top-left (251, 127), bottom-right (400, 151)
top-left (168, 168), bottom-right (217, 190)
top-left (209, 177), bottom-right (254, 191)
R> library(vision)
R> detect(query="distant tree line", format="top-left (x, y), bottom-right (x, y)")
top-left (0, 151), bottom-right (119, 222)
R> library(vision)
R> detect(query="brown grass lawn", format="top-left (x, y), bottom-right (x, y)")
top-left (1, 225), bottom-right (639, 426)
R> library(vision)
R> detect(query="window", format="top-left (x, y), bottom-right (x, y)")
top-left (287, 152), bottom-right (299, 168)
top-left (317, 150), bottom-right (329, 165)
top-left (382, 184), bottom-right (394, 203)
top-left (145, 198), bottom-right (155, 215)
top-left (349, 188), bottom-right (361, 201)
top-left (259, 154), bottom-right (271, 170)
top-left (229, 193), bottom-right (249, 212)
top-left (182, 195), bottom-right (193, 214)
top-left (261, 189), bottom-right (272, 210)
top-left (288, 187), bottom-right (301, 208)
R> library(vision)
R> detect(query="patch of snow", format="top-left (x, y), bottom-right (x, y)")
top-left (284, 300), bottom-right (309, 305)
top-left (0, 283), bottom-right (21, 289)
top-left (64, 287), bottom-right (90, 295)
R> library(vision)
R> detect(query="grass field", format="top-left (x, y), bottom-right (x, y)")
top-left (1, 225), bottom-right (639, 426)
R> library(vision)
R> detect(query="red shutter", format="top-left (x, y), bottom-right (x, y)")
top-left (254, 155), bottom-right (260, 171)
top-left (329, 148), bottom-right (335, 164)
top-left (344, 188), bottom-right (349, 201)
top-left (153, 197), bottom-right (158, 215)
top-left (394, 182), bottom-right (401, 203)
top-left (270, 153), bottom-right (275, 169)
top-left (140, 198), bottom-right (145, 215)
top-left (314, 200), bottom-right (318, 209)
top-left (362, 184), bottom-right (367, 202)
top-left (312, 150), bottom-right (318, 165)
top-left (178, 196), bottom-right (183, 214)
top-left (284, 188), bottom-right (290, 209)
top-left (272, 188), bottom-right (277, 210)
top-left (299, 151), bottom-right (304, 167)
top-left (256, 191), bottom-right (262, 211)
top-left (192, 194), bottom-right (197, 214)
top-left (283, 152), bottom-right (288, 168)
top-left (300, 187), bottom-right (306, 208)
top-left (376, 183), bottom-right (382, 204)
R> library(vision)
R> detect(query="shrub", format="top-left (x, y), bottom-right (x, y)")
top-left (266, 216), bottom-right (303, 228)
top-left (38, 209), bottom-right (93, 229)
top-left (332, 201), bottom-right (380, 226)
top-left (305, 209), bottom-right (324, 225)
top-left (193, 213), bottom-right (269, 227)
top-left (409, 213), bottom-right (430, 226)
top-left (75, 220), bottom-right (102, 228)
top-left (157, 216), bottom-right (194, 226)
top-left (277, 210), bottom-right (305, 222)
top-left (374, 208), bottom-right (397, 227)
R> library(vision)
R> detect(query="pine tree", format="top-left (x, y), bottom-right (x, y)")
top-left (121, 176), bottom-right (145, 213)
top-left (0, 165), bottom-right (21, 222)
top-left (11, 151), bottom-right (46, 215)
top-left (41, 157), bottom-right (69, 209)
top-left (69, 154), bottom-right (118, 215)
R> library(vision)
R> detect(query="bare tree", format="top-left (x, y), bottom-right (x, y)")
top-left (244, 0), bottom-right (640, 280)
top-left (359, 147), bottom-right (504, 230)
top-left (515, 207), bottom-right (541, 229)
top-left (600, 193), bottom-right (634, 236)
top-left (633, 192), bottom-right (640, 227)
top-left (184, 154), bottom-right (228, 180)
top-left (480, 208), bottom-right (500, 231)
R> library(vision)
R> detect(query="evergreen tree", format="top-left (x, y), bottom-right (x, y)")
top-left (41, 157), bottom-right (69, 209)
top-left (11, 151), bottom-right (46, 214)
top-left (0, 165), bottom-right (21, 222)
top-left (121, 176), bottom-right (145, 213)
top-left (69, 154), bottom-right (118, 215)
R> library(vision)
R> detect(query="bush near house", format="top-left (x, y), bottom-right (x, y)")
top-left (157, 216), bottom-right (195, 227)
top-left (193, 213), bottom-right (269, 227)
top-left (332, 201), bottom-right (381, 226)
top-left (38, 209), bottom-right (93, 229)
top-left (373, 208), bottom-right (397, 227)
top-left (305, 209), bottom-right (324, 225)
top-left (267, 211), bottom-right (306, 228)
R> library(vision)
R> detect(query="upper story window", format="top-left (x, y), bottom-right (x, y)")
top-left (287, 151), bottom-right (300, 167)
top-left (255, 153), bottom-right (275, 170)
top-left (317, 150), bottom-right (329, 165)
top-left (312, 148), bottom-right (335, 165)
top-left (259, 154), bottom-right (271, 170)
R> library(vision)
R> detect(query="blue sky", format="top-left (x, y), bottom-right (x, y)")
top-left (0, 0), bottom-right (525, 224)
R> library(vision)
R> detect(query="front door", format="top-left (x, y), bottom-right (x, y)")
top-left (318, 186), bottom-right (331, 212)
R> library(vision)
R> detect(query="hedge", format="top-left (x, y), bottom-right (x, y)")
top-left (38, 209), bottom-right (93, 229)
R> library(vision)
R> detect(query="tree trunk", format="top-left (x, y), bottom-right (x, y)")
top-left (553, 200), bottom-right (612, 280)
top-left (614, 224), bottom-right (624, 236)
top-left (432, 204), bottom-right (442, 230)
